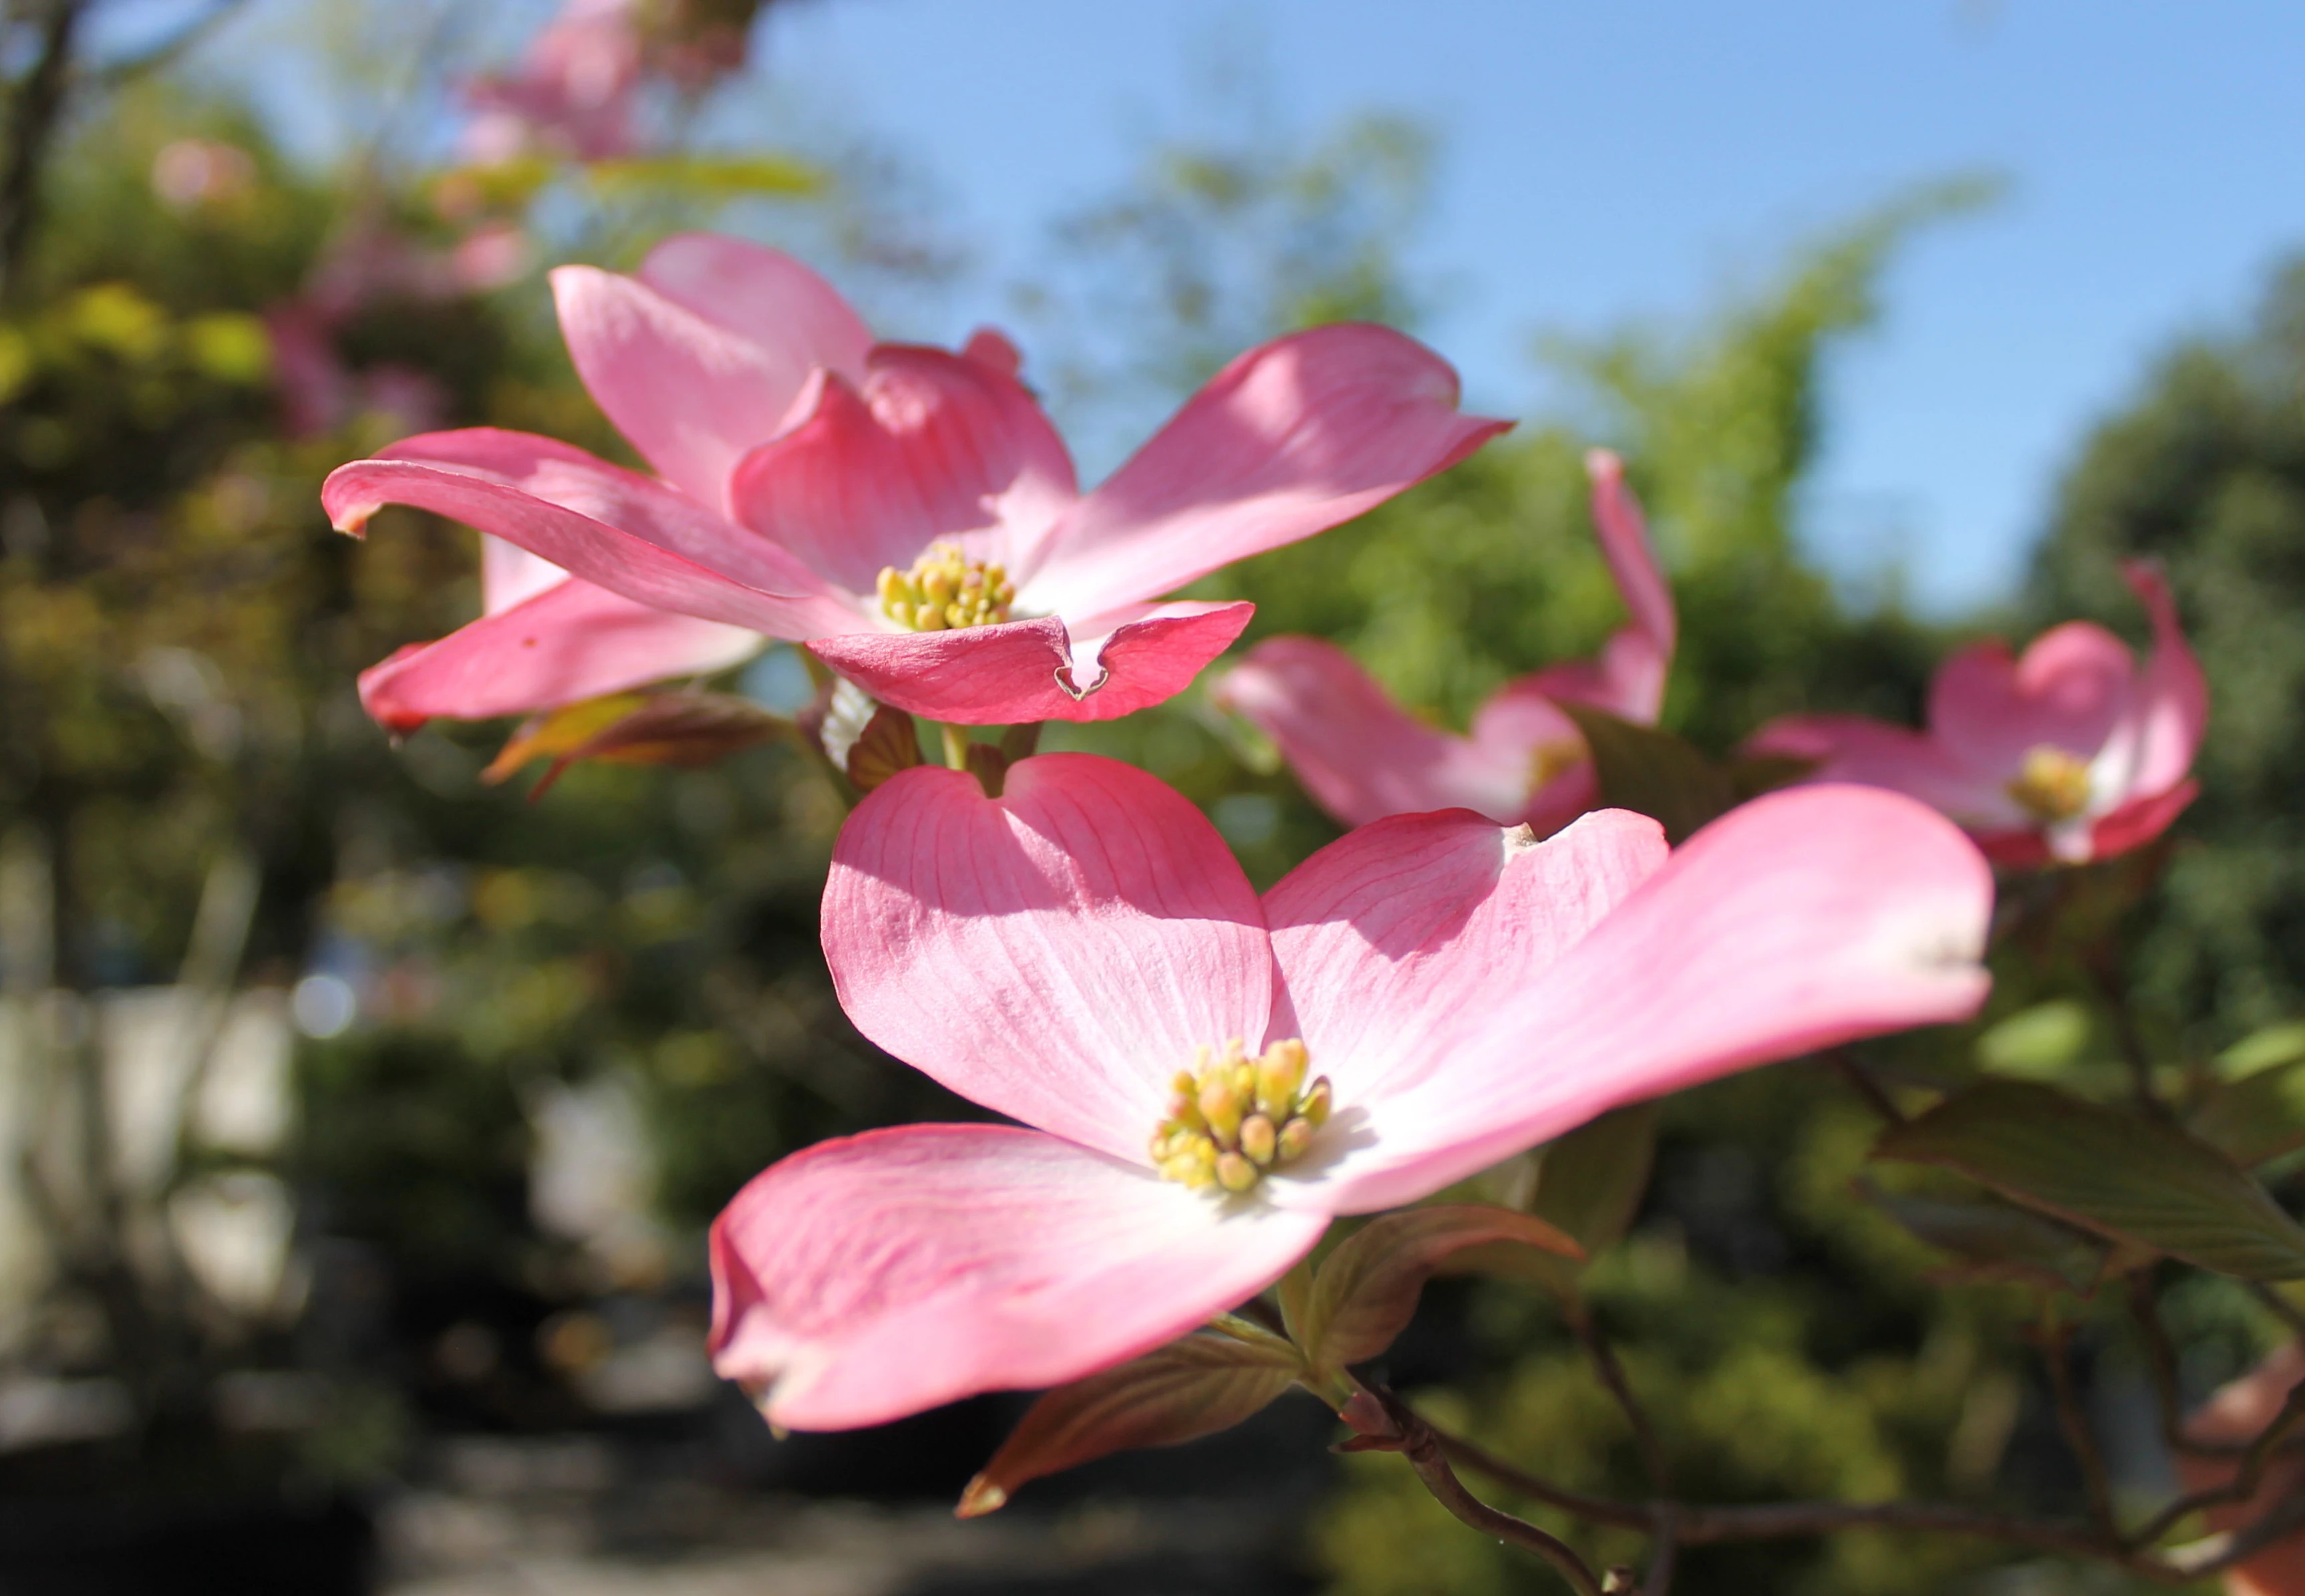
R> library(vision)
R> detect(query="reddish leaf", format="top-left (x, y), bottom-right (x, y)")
top-left (1295, 1205), bottom-right (1579, 1373)
top-left (957, 1321), bottom-right (1303, 1517)
top-left (845, 704), bottom-right (923, 792)
top-left (488, 691), bottom-right (788, 796)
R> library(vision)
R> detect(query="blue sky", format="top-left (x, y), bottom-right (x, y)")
top-left (742, 1), bottom-right (2305, 613)
top-left (184, 0), bottom-right (2305, 615)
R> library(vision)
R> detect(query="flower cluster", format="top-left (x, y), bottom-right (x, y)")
top-left (327, 232), bottom-right (2220, 1521)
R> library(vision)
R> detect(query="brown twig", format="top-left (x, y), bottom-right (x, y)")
top-left (1341, 1386), bottom-right (1605, 1596)
top-left (0, 0), bottom-right (88, 297)
top-left (1411, 1397), bottom-right (2305, 1584)
top-left (2038, 1318), bottom-right (2119, 1537)
top-left (1567, 1305), bottom-right (1677, 1593)
top-left (2129, 1271), bottom-right (2197, 1458)
top-left (2127, 1368), bottom-right (2305, 1549)
top-left (1827, 1048), bottom-right (1906, 1125)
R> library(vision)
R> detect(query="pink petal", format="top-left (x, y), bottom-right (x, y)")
top-left (2085, 777), bottom-right (2199, 861)
top-left (709, 1124), bottom-right (1326, 1430)
top-left (1928, 624), bottom-right (2135, 778)
top-left (1746, 713), bottom-right (2010, 824)
top-left (1302, 784), bottom-right (1994, 1214)
top-left (1214, 637), bottom-right (1533, 826)
top-left (1574, 449), bottom-right (1676, 723)
top-left (726, 344), bottom-right (1077, 596)
top-left (822, 754), bottom-right (1271, 1162)
top-left (808, 601), bottom-right (1252, 725)
top-left (635, 232), bottom-right (872, 391)
top-left (552, 263), bottom-right (832, 506)
top-left (1262, 808), bottom-right (1670, 1138)
top-left (2109, 558), bottom-right (2207, 802)
top-left (357, 577), bottom-right (760, 731)
top-left (1466, 673), bottom-right (1601, 834)
top-left (482, 537), bottom-right (567, 614)
top-left (323, 428), bottom-right (859, 637)
top-left (1016, 325), bottom-right (1509, 619)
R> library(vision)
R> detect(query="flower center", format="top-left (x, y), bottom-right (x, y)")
top-left (1527, 738), bottom-right (1586, 796)
top-left (2006, 745), bottom-right (2093, 824)
top-left (875, 542), bottom-right (1017, 633)
top-left (1150, 1038), bottom-right (1332, 1194)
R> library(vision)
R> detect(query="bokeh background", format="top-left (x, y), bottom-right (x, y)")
top-left (5, 1), bottom-right (2305, 1591)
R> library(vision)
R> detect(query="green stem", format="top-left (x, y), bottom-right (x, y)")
top-left (939, 722), bottom-right (971, 772)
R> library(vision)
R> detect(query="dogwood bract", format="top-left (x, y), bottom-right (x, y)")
top-left (1215, 450), bottom-right (1674, 834)
top-left (1748, 561), bottom-right (2205, 865)
top-left (708, 754), bottom-right (1992, 1430)
top-left (323, 232), bottom-right (1506, 730)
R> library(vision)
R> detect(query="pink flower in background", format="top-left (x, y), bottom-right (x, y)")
top-left (1746, 561), bottom-right (2205, 866)
top-left (1214, 450), bottom-right (1675, 834)
top-left (325, 232), bottom-right (1507, 727)
top-left (2179, 1346), bottom-right (2305, 1596)
top-left (264, 216), bottom-right (526, 444)
top-left (707, 754), bottom-right (1992, 1430)
top-left (460, 0), bottom-right (644, 166)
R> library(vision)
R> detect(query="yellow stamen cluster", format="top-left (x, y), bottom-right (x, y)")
top-left (2006, 745), bottom-right (2093, 824)
top-left (1150, 1038), bottom-right (1331, 1194)
top-left (875, 542), bottom-right (1016, 632)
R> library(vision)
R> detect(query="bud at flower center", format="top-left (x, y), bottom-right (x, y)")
top-left (1150, 1038), bottom-right (1331, 1194)
top-left (876, 542), bottom-right (1017, 633)
top-left (2006, 745), bottom-right (2093, 824)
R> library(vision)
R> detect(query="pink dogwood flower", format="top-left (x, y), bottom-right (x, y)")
top-left (1746, 561), bottom-right (2205, 866)
top-left (1213, 450), bottom-right (1673, 834)
top-left (707, 754), bottom-right (1992, 1430)
top-left (323, 234), bottom-right (1505, 730)
top-left (460, 0), bottom-right (645, 166)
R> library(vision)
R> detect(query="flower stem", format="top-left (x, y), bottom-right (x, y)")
top-left (939, 722), bottom-right (970, 772)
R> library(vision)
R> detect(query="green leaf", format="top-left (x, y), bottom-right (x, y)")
top-left (1873, 1081), bottom-right (2305, 1280)
top-left (1556, 702), bottom-right (1736, 844)
top-left (2219, 1021), bottom-right (2305, 1081)
top-left (1452, 1105), bottom-right (1658, 1294)
top-left (2189, 1062), bottom-right (2305, 1168)
top-left (1859, 1180), bottom-right (2110, 1295)
top-left (1975, 1000), bottom-right (2093, 1080)
top-left (1297, 1205), bottom-right (1580, 1372)
top-left (955, 1324), bottom-right (1303, 1517)
top-left (587, 154), bottom-right (824, 197)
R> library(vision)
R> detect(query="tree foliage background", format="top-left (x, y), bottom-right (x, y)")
top-left (2, 4), bottom-right (2301, 1593)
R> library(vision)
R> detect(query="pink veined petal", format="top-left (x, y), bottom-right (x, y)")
top-left (357, 578), bottom-right (760, 731)
top-left (1261, 808), bottom-right (1670, 1150)
top-left (709, 1124), bottom-right (1327, 1431)
top-left (1745, 712), bottom-right (2014, 826)
top-left (1928, 624), bottom-right (2135, 778)
top-left (1305, 784), bottom-right (1994, 1215)
top-left (552, 264), bottom-right (823, 506)
top-left (808, 601), bottom-right (1253, 725)
top-left (822, 754), bottom-right (1272, 1162)
top-left (1215, 637), bottom-right (1532, 826)
top-left (726, 344), bottom-right (1078, 596)
top-left (1582, 449), bottom-right (1676, 722)
top-left (635, 232), bottom-right (872, 397)
top-left (1016, 324), bottom-right (1510, 618)
top-left (2109, 558), bottom-right (2207, 802)
top-left (1513, 627), bottom-right (1669, 727)
top-left (482, 537), bottom-right (567, 614)
top-left (323, 429), bottom-right (861, 637)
